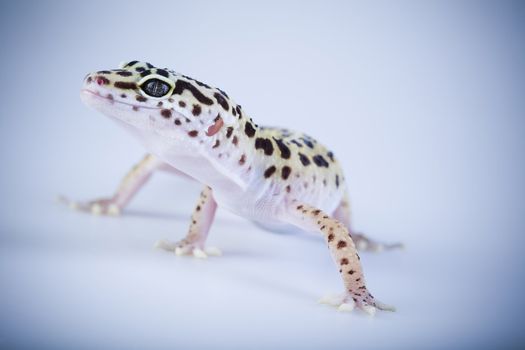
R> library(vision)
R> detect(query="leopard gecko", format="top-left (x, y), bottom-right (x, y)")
top-left (63, 60), bottom-right (402, 315)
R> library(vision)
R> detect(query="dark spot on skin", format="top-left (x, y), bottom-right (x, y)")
top-left (156, 69), bottom-right (169, 77)
top-left (273, 138), bottom-right (291, 159)
top-left (97, 70), bottom-right (111, 74)
top-left (146, 62), bottom-right (154, 68)
top-left (323, 179), bottom-right (327, 186)
top-left (135, 67), bottom-right (145, 72)
top-left (264, 166), bottom-right (276, 178)
top-left (192, 104), bottom-right (202, 116)
top-left (178, 101), bottom-right (186, 107)
top-left (157, 101), bottom-right (163, 107)
top-left (160, 109), bottom-right (172, 118)
top-left (226, 127), bottom-right (234, 138)
top-left (125, 60), bottom-right (138, 67)
top-left (340, 258), bottom-right (349, 265)
top-left (117, 71), bottom-right (133, 77)
top-left (213, 140), bottom-right (220, 148)
top-left (286, 185), bottom-right (291, 193)
top-left (182, 75), bottom-right (211, 89)
top-left (188, 130), bottom-right (199, 137)
top-left (185, 118), bottom-right (191, 123)
top-left (337, 240), bottom-right (347, 249)
top-left (232, 107), bottom-right (237, 117)
top-left (320, 225), bottom-right (326, 230)
top-left (301, 138), bottom-right (314, 148)
top-left (328, 233), bottom-right (334, 242)
top-left (336, 175), bottom-right (340, 188)
top-left (140, 70), bottom-right (152, 78)
top-left (217, 88), bottom-right (229, 98)
top-left (281, 166), bottom-right (291, 180)
top-left (327, 151), bottom-right (335, 162)
top-left (312, 209), bottom-right (321, 215)
top-left (136, 95), bottom-right (147, 102)
top-left (172, 80), bottom-right (213, 105)
top-left (255, 138), bottom-right (274, 156)
top-left (120, 94), bottom-right (126, 98)
top-left (239, 154), bottom-right (246, 165)
top-left (132, 106), bottom-right (139, 111)
top-left (114, 81), bottom-right (137, 90)
top-left (213, 92), bottom-right (229, 111)
top-left (348, 270), bottom-right (355, 275)
top-left (298, 153), bottom-right (310, 166)
top-left (174, 119), bottom-right (181, 125)
top-left (107, 94), bottom-right (114, 101)
top-left (297, 205), bottom-right (303, 209)
top-left (356, 278), bottom-right (361, 282)
top-left (244, 122), bottom-right (256, 137)
top-left (232, 136), bottom-right (238, 146)
top-left (196, 205), bottom-right (201, 211)
top-left (291, 140), bottom-right (303, 147)
top-left (313, 155), bottom-right (329, 168)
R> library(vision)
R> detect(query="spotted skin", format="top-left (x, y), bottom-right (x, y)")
top-left (69, 60), bottom-right (402, 314)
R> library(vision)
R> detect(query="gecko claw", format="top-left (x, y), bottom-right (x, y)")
top-left (318, 293), bottom-right (345, 306)
top-left (59, 195), bottom-right (122, 216)
top-left (157, 239), bottom-right (219, 258)
top-left (204, 246), bottom-right (222, 256)
top-left (192, 248), bottom-right (207, 259)
top-left (338, 301), bottom-right (355, 312)
top-left (91, 203), bottom-right (102, 215)
top-left (318, 291), bottom-right (394, 315)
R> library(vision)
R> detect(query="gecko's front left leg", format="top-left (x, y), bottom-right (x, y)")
top-left (156, 186), bottom-right (221, 259)
top-left (284, 201), bottom-right (395, 314)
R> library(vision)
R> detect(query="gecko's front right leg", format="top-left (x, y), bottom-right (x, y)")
top-left (60, 154), bottom-right (167, 215)
top-left (156, 186), bottom-right (221, 259)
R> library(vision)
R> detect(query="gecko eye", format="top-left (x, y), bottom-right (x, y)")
top-left (140, 78), bottom-right (171, 97)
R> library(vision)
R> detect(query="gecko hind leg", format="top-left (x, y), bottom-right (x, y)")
top-left (155, 186), bottom-right (221, 259)
top-left (60, 154), bottom-right (169, 216)
top-left (332, 192), bottom-right (404, 252)
top-left (284, 201), bottom-right (395, 314)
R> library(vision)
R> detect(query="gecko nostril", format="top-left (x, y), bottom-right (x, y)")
top-left (86, 76), bottom-right (93, 84)
top-left (95, 76), bottom-right (110, 86)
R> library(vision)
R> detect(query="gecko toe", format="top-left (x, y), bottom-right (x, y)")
top-left (192, 248), bottom-right (208, 259)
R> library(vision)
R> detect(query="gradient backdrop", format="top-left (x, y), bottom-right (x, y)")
top-left (1, 0), bottom-right (524, 349)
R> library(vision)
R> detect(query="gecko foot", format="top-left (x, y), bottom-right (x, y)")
top-left (58, 195), bottom-right (121, 216)
top-left (155, 239), bottom-right (222, 259)
top-left (351, 232), bottom-right (404, 253)
top-left (318, 291), bottom-right (395, 315)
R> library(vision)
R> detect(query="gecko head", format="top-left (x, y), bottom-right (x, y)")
top-left (80, 60), bottom-right (235, 146)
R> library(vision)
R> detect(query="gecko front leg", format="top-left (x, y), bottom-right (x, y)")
top-left (156, 186), bottom-right (221, 259)
top-left (285, 201), bottom-right (395, 314)
top-left (60, 154), bottom-right (167, 215)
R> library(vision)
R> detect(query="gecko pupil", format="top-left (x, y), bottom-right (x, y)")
top-left (141, 78), bottom-right (171, 97)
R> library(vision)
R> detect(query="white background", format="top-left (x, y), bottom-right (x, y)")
top-left (1, 1), bottom-right (524, 349)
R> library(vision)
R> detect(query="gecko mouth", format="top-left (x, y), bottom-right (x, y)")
top-left (80, 88), bottom-right (161, 111)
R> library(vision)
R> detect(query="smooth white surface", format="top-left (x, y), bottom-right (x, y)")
top-left (1, 1), bottom-right (524, 349)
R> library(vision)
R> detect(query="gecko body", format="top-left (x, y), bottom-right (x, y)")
top-left (71, 61), bottom-right (401, 314)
